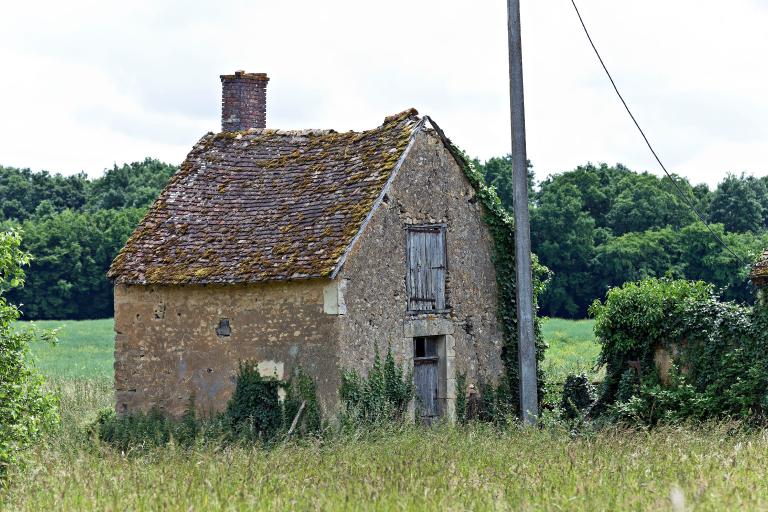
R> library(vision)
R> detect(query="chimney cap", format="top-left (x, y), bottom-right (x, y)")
top-left (220, 71), bottom-right (269, 82)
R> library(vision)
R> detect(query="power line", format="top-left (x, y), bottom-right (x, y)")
top-left (569, 0), bottom-right (747, 267)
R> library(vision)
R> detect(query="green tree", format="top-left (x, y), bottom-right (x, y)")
top-left (709, 173), bottom-right (764, 233)
top-left (0, 157), bottom-right (177, 319)
top-left (692, 183), bottom-right (713, 217)
top-left (676, 222), bottom-right (764, 304)
top-left (0, 229), bottom-right (58, 475)
top-left (0, 166), bottom-right (88, 221)
top-left (531, 183), bottom-right (597, 317)
top-left (593, 228), bottom-right (683, 296)
top-left (605, 173), bottom-right (697, 235)
top-left (8, 208), bottom-right (146, 319)
top-left (86, 158), bottom-right (177, 211)
top-left (472, 155), bottom-right (534, 210)
top-left (536, 163), bottom-right (628, 228)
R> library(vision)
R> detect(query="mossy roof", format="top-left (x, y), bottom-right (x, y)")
top-left (108, 109), bottom-right (421, 284)
top-left (750, 250), bottom-right (768, 286)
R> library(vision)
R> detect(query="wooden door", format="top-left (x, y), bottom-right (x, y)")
top-left (414, 337), bottom-right (440, 424)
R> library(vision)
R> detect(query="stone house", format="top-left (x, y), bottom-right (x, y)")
top-left (107, 71), bottom-right (508, 423)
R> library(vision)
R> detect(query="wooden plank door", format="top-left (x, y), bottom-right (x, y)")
top-left (414, 336), bottom-right (440, 424)
top-left (414, 359), bottom-right (438, 424)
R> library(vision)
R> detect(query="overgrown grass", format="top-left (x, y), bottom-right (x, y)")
top-left (9, 318), bottom-right (768, 510)
top-left (5, 377), bottom-right (768, 511)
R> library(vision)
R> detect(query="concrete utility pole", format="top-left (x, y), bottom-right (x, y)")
top-left (507, 0), bottom-right (538, 425)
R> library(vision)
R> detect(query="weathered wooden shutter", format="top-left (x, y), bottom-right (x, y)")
top-left (407, 226), bottom-right (446, 312)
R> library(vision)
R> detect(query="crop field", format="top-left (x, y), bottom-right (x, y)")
top-left (540, 318), bottom-right (600, 383)
top-left (4, 318), bottom-right (768, 510)
top-left (23, 318), bottom-right (114, 380)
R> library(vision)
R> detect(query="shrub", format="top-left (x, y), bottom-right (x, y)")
top-left (588, 278), bottom-right (712, 412)
top-left (0, 230), bottom-right (58, 476)
top-left (560, 373), bottom-right (596, 420)
top-left (96, 364), bottom-right (321, 450)
top-left (590, 277), bottom-right (768, 425)
top-left (455, 373), bottom-right (467, 423)
top-left (94, 395), bottom-right (206, 452)
top-left (226, 362), bottom-right (284, 441)
top-left (284, 368), bottom-right (321, 435)
top-left (477, 375), bottom-right (516, 424)
top-left (339, 346), bottom-right (413, 425)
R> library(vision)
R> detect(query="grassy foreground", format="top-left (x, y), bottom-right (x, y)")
top-left (5, 379), bottom-right (768, 510)
top-left (6, 318), bottom-right (768, 510)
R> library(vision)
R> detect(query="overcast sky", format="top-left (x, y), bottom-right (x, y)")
top-left (1, 0), bottom-right (766, 187)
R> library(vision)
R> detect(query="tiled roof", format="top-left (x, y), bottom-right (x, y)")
top-left (108, 109), bottom-right (422, 284)
top-left (750, 250), bottom-right (768, 285)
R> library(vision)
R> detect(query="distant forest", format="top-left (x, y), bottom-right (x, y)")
top-left (474, 156), bottom-right (768, 317)
top-left (1, 156), bottom-right (766, 320)
top-left (0, 159), bottom-right (176, 319)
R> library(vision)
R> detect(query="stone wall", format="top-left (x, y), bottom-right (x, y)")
top-left (114, 280), bottom-right (339, 417)
top-left (337, 128), bottom-right (505, 419)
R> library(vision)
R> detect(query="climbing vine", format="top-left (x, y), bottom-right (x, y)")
top-left (439, 135), bottom-right (550, 416)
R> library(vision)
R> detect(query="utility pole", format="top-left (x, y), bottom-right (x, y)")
top-left (507, 0), bottom-right (538, 425)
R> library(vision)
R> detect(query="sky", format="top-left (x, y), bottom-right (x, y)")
top-left (1, 0), bottom-right (766, 188)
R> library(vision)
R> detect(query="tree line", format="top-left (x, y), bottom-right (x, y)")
top-left (1, 156), bottom-right (766, 320)
top-left (0, 159), bottom-right (176, 319)
top-left (474, 157), bottom-right (768, 318)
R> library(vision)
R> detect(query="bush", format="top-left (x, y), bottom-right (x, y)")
top-left (477, 376), bottom-right (516, 424)
top-left (95, 405), bottom-right (199, 452)
top-left (339, 346), bottom-right (413, 425)
top-left (560, 374), bottom-right (596, 420)
top-left (96, 364), bottom-right (321, 450)
top-left (284, 368), bottom-right (322, 435)
top-left (590, 277), bottom-right (768, 425)
top-left (455, 373), bottom-right (467, 423)
top-left (0, 230), bottom-right (58, 476)
top-left (226, 362), bottom-right (284, 441)
top-left (589, 278), bottom-right (711, 412)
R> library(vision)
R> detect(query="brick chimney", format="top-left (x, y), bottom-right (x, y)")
top-left (220, 71), bottom-right (269, 131)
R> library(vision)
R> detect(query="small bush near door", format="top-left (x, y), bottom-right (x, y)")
top-left (339, 346), bottom-right (413, 426)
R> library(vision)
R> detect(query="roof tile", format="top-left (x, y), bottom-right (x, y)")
top-left (108, 109), bottom-right (420, 284)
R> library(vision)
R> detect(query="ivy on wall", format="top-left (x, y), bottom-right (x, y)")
top-left (432, 122), bottom-right (550, 416)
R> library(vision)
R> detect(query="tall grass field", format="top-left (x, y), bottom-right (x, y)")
top-left (4, 318), bottom-right (768, 510)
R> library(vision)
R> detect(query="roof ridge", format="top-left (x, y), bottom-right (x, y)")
top-left (207, 109), bottom-right (421, 140)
